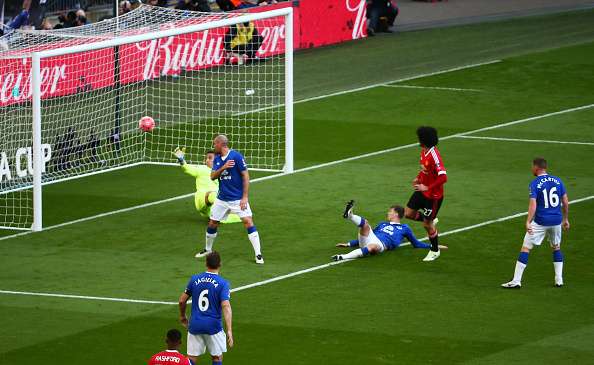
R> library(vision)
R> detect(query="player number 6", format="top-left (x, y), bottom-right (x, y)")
top-left (198, 289), bottom-right (209, 312)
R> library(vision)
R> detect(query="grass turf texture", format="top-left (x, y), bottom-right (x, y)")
top-left (1, 10), bottom-right (594, 364)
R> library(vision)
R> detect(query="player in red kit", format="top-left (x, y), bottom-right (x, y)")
top-left (148, 329), bottom-right (192, 365)
top-left (404, 126), bottom-right (447, 262)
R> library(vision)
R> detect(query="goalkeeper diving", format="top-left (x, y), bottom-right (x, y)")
top-left (173, 147), bottom-right (241, 224)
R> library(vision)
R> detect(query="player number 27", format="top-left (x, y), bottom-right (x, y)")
top-left (542, 187), bottom-right (559, 208)
top-left (198, 289), bottom-right (209, 312)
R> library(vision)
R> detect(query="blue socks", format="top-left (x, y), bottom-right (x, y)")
top-left (247, 226), bottom-right (257, 234)
top-left (207, 226), bottom-right (218, 235)
top-left (361, 247), bottom-right (370, 256)
top-left (553, 250), bottom-right (563, 262)
top-left (518, 252), bottom-right (529, 264)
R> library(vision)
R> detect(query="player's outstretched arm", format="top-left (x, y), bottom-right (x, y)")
top-left (405, 229), bottom-right (431, 249)
top-left (336, 239), bottom-right (359, 247)
top-left (222, 300), bottom-right (233, 347)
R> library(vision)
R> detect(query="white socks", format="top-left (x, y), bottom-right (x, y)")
top-left (248, 231), bottom-right (262, 256)
top-left (513, 261), bottom-right (526, 283)
top-left (205, 232), bottom-right (217, 251)
top-left (554, 261), bottom-right (563, 281)
top-left (349, 214), bottom-right (363, 227)
top-left (343, 248), bottom-right (364, 260)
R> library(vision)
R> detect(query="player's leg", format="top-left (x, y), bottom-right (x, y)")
top-left (195, 190), bottom-right (213, 218)
top-left (343, 200), bottom-right (372, 236)
top-left (206, 330), bottom-right (227, 365)
top-left (333, 231), bottom-right (384, 261)
top-left (333, 242), bottom-right (383, 261)
top-left (187, 333), bottom-right (207, 364)
top-left (421, 198), bottom-right (443, 262)
top-left (240, 216), bottom-right (263, 264)
top-left (502, 223), bottom-right (545, 288)
top-left (549, 225), bottom-right (564, 287)
top-left (405, 192), bottom-right (425, 222)
top-left (196, 199), bottom-right (229, 258)
top-left (230, 201), bottom-right (263, 264)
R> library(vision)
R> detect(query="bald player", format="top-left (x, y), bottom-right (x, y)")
top-left (196, 135), bottom-right (264, 264)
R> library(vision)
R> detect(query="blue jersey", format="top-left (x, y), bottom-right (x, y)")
top-left (373, 222), bottom-right (430, 250)
top-left (529, 174), bottom-right (566, 226)
top-left (213, 150), bottom-right (247, 201)
top-left (185, 272), bottom-right (231, 335)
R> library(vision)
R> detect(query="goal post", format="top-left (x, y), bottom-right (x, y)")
top-left (0, 5), bottom-right (294, 232)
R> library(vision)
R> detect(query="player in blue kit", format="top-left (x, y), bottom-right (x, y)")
top-left (502, 157), bottom-right (570, 289)
top-left (179, 251), bottom-right (233, 365)
top-left (195, 134), bottom-right (264, 264)
top-left (332, 201), bottom-right (447, 261)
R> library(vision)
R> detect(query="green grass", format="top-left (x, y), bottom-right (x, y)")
top-left (1, 10), bottom-right (594, 365)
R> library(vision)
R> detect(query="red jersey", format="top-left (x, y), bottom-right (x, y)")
top-left (417, 146), bottom-right (447, 200)
top-left (148, 350), bottom-right (191, 365)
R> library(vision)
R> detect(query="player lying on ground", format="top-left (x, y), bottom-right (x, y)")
top-left (173, 147), bottom-right (240, 224)
top-left (501, 157), bottom-right (570, 289)
top-left (332, 201), bottom-right (447, 261)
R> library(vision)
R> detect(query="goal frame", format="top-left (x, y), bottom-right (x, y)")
top-left (29, 7), bottom-right (294, 232)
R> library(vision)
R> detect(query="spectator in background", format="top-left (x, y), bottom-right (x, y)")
top-left (64, 11), bottom-right (77, 27)
top-left (146, 0), bottom-right (169, 6)
top-left (130, 0), bottom-right (142, 11)
top-left (224, 21), bottom-right (263, 64)
top-left (75, 9), bottom-right (88, 26)
top-left (40, 18), bottom-right (52, 30)
top-left (176, 0), bottom-right (212, 12)
top-left (257, 0), bottom-right (278, 5)
top-left (119, 0), bottom-right (132, 14)
top-left (217, 0), bottom-right (257, 11)
top-left (366, 0), bottom-right (398, 36)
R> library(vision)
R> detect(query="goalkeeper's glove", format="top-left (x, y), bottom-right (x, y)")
top-left (173, 147), bottom-right (186, 165)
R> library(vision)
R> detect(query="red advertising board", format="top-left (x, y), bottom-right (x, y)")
top-left (0, 0), bottom-right (367, 107)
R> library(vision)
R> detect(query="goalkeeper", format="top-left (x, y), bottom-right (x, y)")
top-left (173, 147), bottom-right (241, 224)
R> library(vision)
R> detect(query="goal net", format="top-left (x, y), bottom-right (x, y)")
top-left (0, 5), bottom-right (293, 231)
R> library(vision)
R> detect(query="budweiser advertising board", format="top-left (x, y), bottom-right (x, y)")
top-left (0, 0), bottom-right (367, 107)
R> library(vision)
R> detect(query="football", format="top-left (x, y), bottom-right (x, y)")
top-left (139, 116), bottom-right (155, 132)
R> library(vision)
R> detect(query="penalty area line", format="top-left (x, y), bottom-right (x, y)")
top-left (1, 195), bottom-right (592, 305)
top-left (456, 135), bottom-right (594, 146)
top-left (380, 84), bottom-right (483, 92)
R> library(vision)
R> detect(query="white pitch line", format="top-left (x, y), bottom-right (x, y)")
top-left (2, 102), bottom-right (593, 241)
top-left (232, 60), bottom-right (501, 116)
top-left (0, 290), bottom-right (177, 305)
top-left (381, 84), bottom-right (483, 92)
top-left (2, 195), bottom-right (592, 305)
top-left (456, 103), bottom-right (594, 137)
top-left (457, 135), bottom-right (594, 146)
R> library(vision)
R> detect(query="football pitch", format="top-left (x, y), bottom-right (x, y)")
top-left (1, 10), bottom-right (594, 365)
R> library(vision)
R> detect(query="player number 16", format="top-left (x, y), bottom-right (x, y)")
top-left (542, 187), bottom-right (559, 208)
